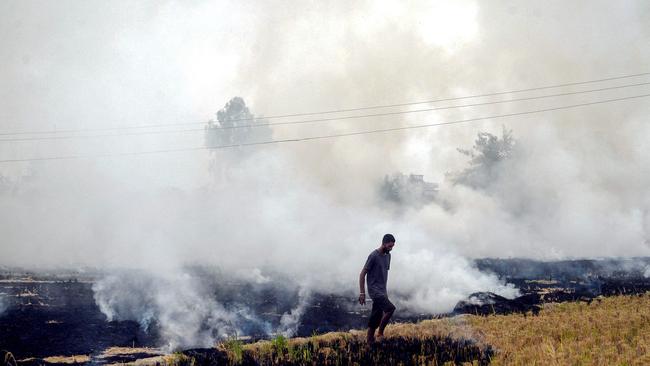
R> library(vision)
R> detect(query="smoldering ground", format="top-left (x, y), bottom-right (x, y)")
top-left (1, 0), bottom-right (650, 349)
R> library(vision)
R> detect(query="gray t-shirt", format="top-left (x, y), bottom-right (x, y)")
top-left (364, 249), bottom-right (391, 299)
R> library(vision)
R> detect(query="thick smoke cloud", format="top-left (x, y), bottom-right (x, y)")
top-left (93, 271), bottom-right (235, 349)
top-left (1, 0), bottom-right (650, 347)
top-left (92, 269), bottom-right (276, 349)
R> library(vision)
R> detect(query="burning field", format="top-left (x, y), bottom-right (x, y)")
top-left (2, 258), bottom-right (650, 365)
top-left (3, 2), bottom-right (650, 364)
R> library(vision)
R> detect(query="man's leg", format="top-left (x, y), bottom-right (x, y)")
top-left (367, 326), bottom-right (376, 344)
top-left (367, 301), bottom-right (382, 344)
top-left (376, 299), bottom-right (396, 338)
top-left (376, 309), bottom-right (394, 337)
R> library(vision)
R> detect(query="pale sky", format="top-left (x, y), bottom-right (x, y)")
top-left (1, 0), bottom-right (650, 266)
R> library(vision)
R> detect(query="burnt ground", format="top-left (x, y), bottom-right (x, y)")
top-left (1, 258), bottom-right (650, 363)
top-left (0, 279), bottom-right (156, 360)
top-left (0, 275), bottom-right (421, 361)
top-left (451, 257), bottom-right (650, 315)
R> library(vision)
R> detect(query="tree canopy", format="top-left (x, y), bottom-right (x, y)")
top-left (204, 97), bottom-right (272, 150)
top-left (450, 127), bottom-right (516, 189)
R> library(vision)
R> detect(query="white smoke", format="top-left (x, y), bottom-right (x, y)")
top-left (393, 249), bottom-right (518, 313)
top-left (278, 286), bottom-right (312, 337)
top-left (92, 269), bottom-right (272, 350)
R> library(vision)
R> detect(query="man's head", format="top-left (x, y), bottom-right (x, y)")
top-left (381, 233), bottom-right (396, 253)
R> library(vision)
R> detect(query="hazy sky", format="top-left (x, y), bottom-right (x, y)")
top-left (1, 1), bottom-right (648, 178)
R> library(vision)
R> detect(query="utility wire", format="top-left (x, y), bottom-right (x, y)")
top-left (2, 80), bottom-right (649, 143)
top-left (1, 71), bottom-right (649, 137)
top-left (1, 92), bottom-right (648, 164)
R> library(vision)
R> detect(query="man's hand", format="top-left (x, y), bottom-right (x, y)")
top-left (359, 268), bottom-right (367, 305)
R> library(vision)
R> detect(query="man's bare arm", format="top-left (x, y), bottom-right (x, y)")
top-left (358, 268), bottom-right (367, 305)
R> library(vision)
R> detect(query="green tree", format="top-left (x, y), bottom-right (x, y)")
top-left (204, 97), bottom-right (272, 150)
top-left (450, 126), bottom-right (515, 189)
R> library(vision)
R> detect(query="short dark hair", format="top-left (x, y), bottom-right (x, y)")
top-left (382, 233), bottom-right (396, 244)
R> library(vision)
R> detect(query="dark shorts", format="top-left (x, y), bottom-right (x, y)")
top-left (368, 296), bottom-right (396, 328)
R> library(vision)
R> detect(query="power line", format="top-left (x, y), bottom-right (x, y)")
top-left (1, 92), bottom-right (648, 164)
top-left (1, 71), bottom-right (649, 137)
top-left (2, 80), bottom-right (649, 143)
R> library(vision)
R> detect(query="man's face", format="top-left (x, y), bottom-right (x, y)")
top-left (383, 242), bottom-right (395, 253)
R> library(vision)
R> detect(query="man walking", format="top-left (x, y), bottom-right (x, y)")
top-left (359, 234), bottom-right (396, 344)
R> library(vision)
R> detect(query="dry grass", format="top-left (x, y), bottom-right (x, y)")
top-left (41, 355), bottom-right (91, 363)
top-left (464, 294), bottom-right (650, 365)
top-left (233, 327), bottom-right (490, 365)
top-left (99, 346), bottom-right (162, 356)
top-left (234, 294), bottom-right (650, 365)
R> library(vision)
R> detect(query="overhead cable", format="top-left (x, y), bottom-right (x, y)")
top-left (1, 80), bottom-right (649, 143)
top-left (1, 92), bottom-right (648, 164)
